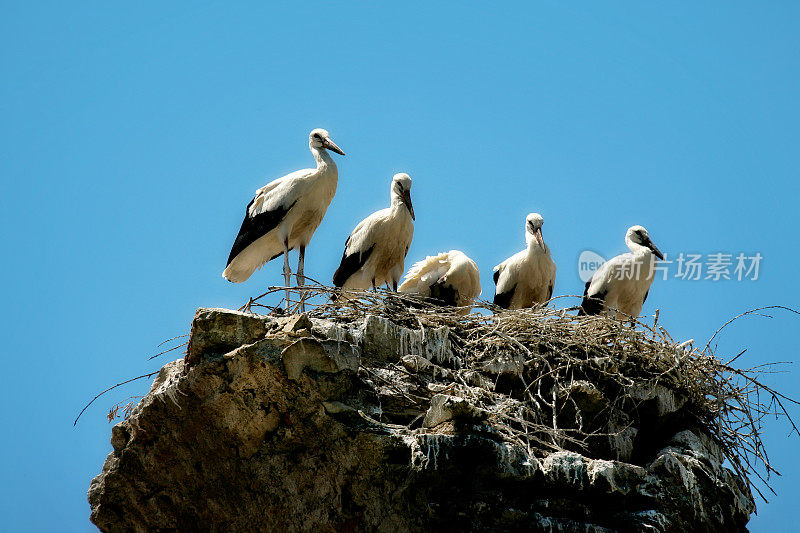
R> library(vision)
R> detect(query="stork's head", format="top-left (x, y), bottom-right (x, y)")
top-left (626, 225), bottom-right (664, 260)
top-left (391, 173), bottom-right (415, 220)
top-left (525, 213), bottom-right (545, 248)
top-left (309, 128), bottom-right (345, 155)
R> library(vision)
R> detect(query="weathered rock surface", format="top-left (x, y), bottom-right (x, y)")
top-left (89, 308), bottom-right (754, 532)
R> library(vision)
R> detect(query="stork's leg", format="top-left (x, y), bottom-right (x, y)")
top-left (297, 245), bottom-right (306, 313)
top-left (392, 280), bottom-right (398, 292)
top-left (282, 238), bottom-right (292, 313)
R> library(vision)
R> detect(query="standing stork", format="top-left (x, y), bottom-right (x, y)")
top-left (222, 128), bottom-right (345, 312)
top-left (579, 225), bottom-right (664, 319)
top-left (398, 250), bottom-right (481, 315)
top-left (493, 213), bottom-right (557, 310)
top-left (333, 173), bottom-right (415, 292)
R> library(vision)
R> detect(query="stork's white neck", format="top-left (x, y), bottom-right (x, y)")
top-left (389, 189), bottom-right (414, 222)
top-left (526, 232), bottom-right (547, 254)
top-left (527, 242), bottom-right (548, 255)
top-left (311, 146), bottom-right (336, 173)
top-left (390, 189), bottom-right (404, 208)
top-left (626, 239), bottom-right (651, 256)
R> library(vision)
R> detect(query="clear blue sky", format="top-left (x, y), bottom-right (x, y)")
top-left (2, 2), bottom-right (798, 531)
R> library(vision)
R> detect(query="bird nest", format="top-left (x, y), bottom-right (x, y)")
top-left (243, 281), bottom-right (799, 502)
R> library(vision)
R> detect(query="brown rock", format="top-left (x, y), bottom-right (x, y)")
top-left (89, 308), bottom-right (755, 533)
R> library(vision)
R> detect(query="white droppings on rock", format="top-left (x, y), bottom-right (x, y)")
top-left (540, 452), bottom-right (588, 490)
top-left (360, 315), bottom-right (457, 366)
top-left (404, 433), bottom-right (451, 471)
top-left (669, 429), bottom-right (724, 468)
top-left (629, 509), bottom-right (670, 531)
top-left (608, 424), bottom-right (638, 462)
top-left (150, 361), bottom-right (185, 409)
top-left (422, 394), bottom-right (487, 428)
top-left (628, 384), bottom-right (687, 418)
top-left (424, 434), bottom-right (445, 470)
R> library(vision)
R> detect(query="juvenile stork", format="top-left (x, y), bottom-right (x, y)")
top-left (579, 225), bottom-right (664, 319)
top-left (333, 173), bottom-right (415, 292)
top-left (493, 213), bottom-right (556, 310)
top-left (398, 250), bottom-right (481, 314)
top-left (223, 128), bottom-right (345, 311)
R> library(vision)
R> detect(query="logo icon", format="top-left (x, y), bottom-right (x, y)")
top-left (578, 250), bottom-right (606, 282)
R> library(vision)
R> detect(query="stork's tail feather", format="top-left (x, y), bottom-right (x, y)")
top-left (222, 262), bottom-right (254, 283)
top-left (222, 268), bottom-right (239, 283)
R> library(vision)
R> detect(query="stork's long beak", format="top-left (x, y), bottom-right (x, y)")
top-left (323, 137), bottom-right (345, 156)
top-left (402, 190), bottom-right (415, 220)
top-left (534, 227), bottom-right (545, 248)
top-left (647, 239), bottom-right (664, 260)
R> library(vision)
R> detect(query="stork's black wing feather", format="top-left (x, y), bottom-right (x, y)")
top-left (226, 199), bottom-right (296, 266)
top-left (429, 280), bottom-right (458, 307)
top-left (492, 267), bottom-right (515, 308)
top-left (578, 277), bottom-right (606, 316)
top-left (493, 284), bottom-right (516, 309)
top-left (333, 239), bottom-right (375, 287)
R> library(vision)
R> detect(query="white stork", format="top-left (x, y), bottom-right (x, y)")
top-left (223, 128), bottom-right (345, 311)
top-left (493, 213), bottom-right (557, 310)
top-left (333, 173), bottom-right (415, 292)
top-left (398, 250), bottom-right (481, 314)
top-left (579, 225), bottom-right (664, 319)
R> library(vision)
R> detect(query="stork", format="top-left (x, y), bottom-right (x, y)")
top-left (493, 213), bottom-right (557, 310)
top-left (579, 225), bottom-right (664, 319)
top-left (333, 173), bottom-right (415, 293)
top-left (222, 128), bottom-right (345, 312)
top-left (398, 250), bottom-right (481, 315)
